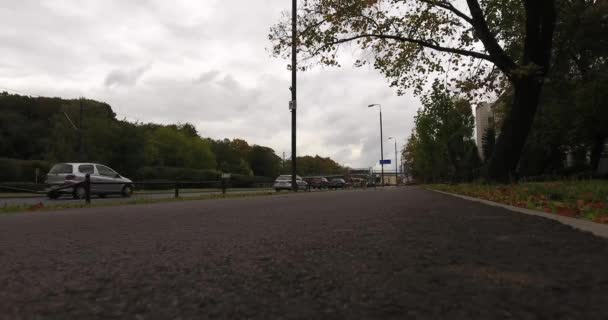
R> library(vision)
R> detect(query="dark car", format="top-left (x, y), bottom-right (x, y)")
top-left (306, 177), bottom-right (329, 189)
top-left (329, 178), bottom-right (347, 189)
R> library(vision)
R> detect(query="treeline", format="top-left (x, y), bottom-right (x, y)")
top-left (0, 92), bottom-right (346, 182)
top-left (404, 1), bottom-right (607, 183)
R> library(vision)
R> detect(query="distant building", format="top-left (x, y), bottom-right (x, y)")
top-left (372, 172), bottom-right (408, 186)
top-left (475, 102), bottom-right (497, 160)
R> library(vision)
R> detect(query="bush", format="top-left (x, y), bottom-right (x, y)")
top-left (229, 174), bottom-right (274, 188)
top-left (0, 158), bottom-right (51, 183)
top-left (135, 166), bottom-right (221, 182)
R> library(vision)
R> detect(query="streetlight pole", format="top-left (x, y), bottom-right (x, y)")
top-left (290, 0), bottom-right (298, 191)
top-left (79, 98), bottom-right (84, 161)
top-left (389, 137), bottom-right (398, 185)
top-left (368, 104), bottom-right (384, 186)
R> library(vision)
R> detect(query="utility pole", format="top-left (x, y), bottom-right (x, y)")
top-left (368, 104), bottom-right (384, 186)
top-left (388, 137), bottom-right (398, 185)
top-left (380, 109), bottom-right (384, 187)
top-left (290, 0), bottom-right (298, 191)
top-left (79, 98), bottom-right (84, 161)
top-left (394, 138), bottom-right (398, 185)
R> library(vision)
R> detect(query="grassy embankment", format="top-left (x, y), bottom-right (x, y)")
top-left (0, 191), bottom-right (279, 215)
top-left (428, 180), bottom-right (608, 224)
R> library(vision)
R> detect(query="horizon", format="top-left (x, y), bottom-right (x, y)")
top-left (0, 1), bottom-right (420, 169)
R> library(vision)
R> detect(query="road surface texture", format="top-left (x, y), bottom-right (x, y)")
top-left (1, 187), bottom-right (608, 319)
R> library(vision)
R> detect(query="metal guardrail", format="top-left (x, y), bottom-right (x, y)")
top-left (0, 174), bottom-right (241, 205)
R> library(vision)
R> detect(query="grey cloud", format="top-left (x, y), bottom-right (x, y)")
top-left (218, 75), bottom-right (239, 89)
top-left (1, 0), bottom-right (421, 168)
top-left (194, 70), bottom-right (221, 83)
top-left (104, 64), bottom-right (151, 87)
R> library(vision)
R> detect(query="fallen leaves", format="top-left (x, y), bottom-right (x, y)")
top-left (430, 181), bottom-right (608, 224)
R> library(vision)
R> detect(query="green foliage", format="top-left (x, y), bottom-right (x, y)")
top-left (269, 0), bottom-right (526, 98)
top-left (270, 0), bottom-right (564, 182)
top-left (248, 146), bottom-right (282, 178)
top-left (515, 0), bottom-right (608, 176)
top-left (0, 158), bottom-right (51, 182)
top-left (404, 82), bottom-right (480, 182)
top-left (229, 174), bottom-right (274, 188)
top-left (135, 166), bottom-right (220, 182)
top-left (282, 155), bottom-right (347, 176)
top-left (211, 139), bottom-right (253, 175)
top-left (0, 93), bottom-right (346, 182)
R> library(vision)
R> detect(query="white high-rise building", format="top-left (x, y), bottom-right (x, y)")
top-left (475, 102), bottom-right (496, 160)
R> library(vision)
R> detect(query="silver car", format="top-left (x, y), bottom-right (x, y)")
top-left (45, 163), bottom-right (134, 199)
top-left (273, 174), bottom-right (308, 192)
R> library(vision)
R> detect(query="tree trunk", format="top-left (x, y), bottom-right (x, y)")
top-left (590, 135), bottom-right (606, 172)
top-left (487, 78), bottom-right (544, 182)
top-left (486, 0), bottom-right (556, 183)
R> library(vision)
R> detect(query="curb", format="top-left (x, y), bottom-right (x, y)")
top-left (426, 188), bottom-right (608, 239)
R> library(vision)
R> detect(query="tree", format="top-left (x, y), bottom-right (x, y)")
top-left (270, 0), bottom-right (557, 182)
top-left (482, 127), bottom-right (496, 163)
top-left (283, 155), bottom-right (347, 176)
top-left (211, 139), bottom-right (253, 175)
top-left (230, 139), bottom-right (252, 159)
top-left (553, 0), bottom-right (608, 172)
top-left (0, 92), bottom-right (348, 180)
top-left (513, 0), bottom-right (607, 176)
top-left (402, 82), bottom-right (479, 182)
top-left (248, 146), bottom-right (282, 177)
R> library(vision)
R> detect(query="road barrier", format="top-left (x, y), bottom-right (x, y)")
top-left (1, 175), bottom-right (272, 204)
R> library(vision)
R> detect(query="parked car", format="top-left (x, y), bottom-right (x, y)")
top-left (273, 175), bottom-right (308, 192)
top-left (329, 178), bottom-right (348, 189)
top-left (350, 178), bottom-right (366, 188)
top-left (45, 163), bottom-right (134, 199)
top-left (305, 177), bottom-right (330, 189)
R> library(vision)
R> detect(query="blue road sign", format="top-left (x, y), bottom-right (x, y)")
top-left (380, 159), bottom-right (391, 165)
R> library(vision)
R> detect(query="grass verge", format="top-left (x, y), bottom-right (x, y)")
top-left (0, 191), bottom-right (282, 215)
top-left (426, 180), bottom-right (608, 224)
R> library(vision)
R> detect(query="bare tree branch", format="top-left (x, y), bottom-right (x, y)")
top-left (466, 0), bottom-right (517, 73)
top-left (419, 0), bottom-right (474, 24)
top-left (317, 33), bottom-right (494, 63)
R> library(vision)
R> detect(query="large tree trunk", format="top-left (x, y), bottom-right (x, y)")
top-left (590, 135), bottom-right (606, 172)
top-left (486, 0), bottom-right (556, 183)
top-left (487, 78), bottom-right (543, 182)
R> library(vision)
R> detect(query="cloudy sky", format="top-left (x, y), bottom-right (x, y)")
top-left (0, 0), bottom-right (421, 169)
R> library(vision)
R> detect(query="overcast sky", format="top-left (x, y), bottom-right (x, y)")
top-left (0, 0), bottom-right (421, 169)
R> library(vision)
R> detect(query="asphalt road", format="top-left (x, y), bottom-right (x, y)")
top-left (1, 187), bottom-right (608, 319)
top-left (0, 188), bottom-right (274, 207)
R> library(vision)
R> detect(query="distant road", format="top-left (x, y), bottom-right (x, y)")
top-left (0, 188), bottom-right (274, 207)
top-left (1, 187), bottom-right (607, 319)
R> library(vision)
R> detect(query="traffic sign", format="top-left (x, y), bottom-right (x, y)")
top-left (380, 159), bottom-right (391, 165)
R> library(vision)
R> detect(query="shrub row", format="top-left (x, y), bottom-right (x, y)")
top-left (0, 161), bottom-right (275, 192)
top-left (134, 167), bottom-right (273, 188)
top-left (134, 166), bottom-right (221, 182)
top-left (0, 158), bottom-right (51, 183)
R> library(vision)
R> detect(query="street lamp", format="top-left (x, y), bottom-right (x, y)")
top-left (290, 0), bottom-right (298, 191)
top-left (368, 104), bottom-right (384, 187)
top-left (388, 137), bottom-right (398, 185)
